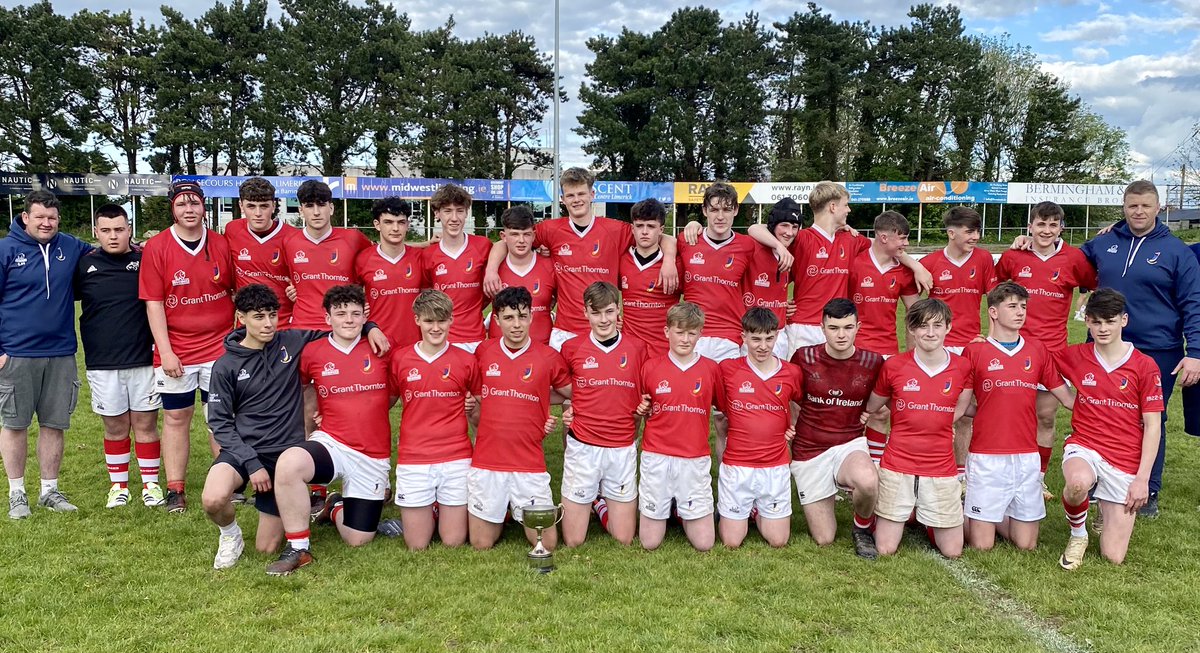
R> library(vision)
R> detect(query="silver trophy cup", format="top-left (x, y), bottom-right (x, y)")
top-left (518, 504), bottom-right (564, 573)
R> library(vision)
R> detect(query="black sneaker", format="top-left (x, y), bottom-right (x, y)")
top-left (309, 492), bottom-right (326, 519)
top-left (852, 527), bottom-right (879, 560)
top-left (165, 489), bottom-right (186, 514)
top-left (313, 492), bottom-right (342, 525)
top-left (266, 545), bottom-right (314, 576)
top-left (231, 492), bottom-right (247, 505)
top-left (1137, 493), bottom-right (1160, 519)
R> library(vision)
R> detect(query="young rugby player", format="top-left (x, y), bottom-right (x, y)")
top-left (864, 299), bottom-right (974, 558)
top-left (962, 282), bottom-right (1073, 551)
top-left (996, 202), bottom-right (1095, 494)
top-left (487, 205), bottom-right (557, 346)
top-left (77, 204), bottom-right (164, 508)
top-left (620, 198), bottom-right (682, 351)
top-left (1056, 289), bottom-right (1163, 569)
top-left (559, 282), bottom-right (648, 546)
top-left (742, 198), bottom-right (801, 358)
top-left (635, 302), bottom-right (722, 551)
top-left (356, 196), bottom-right (425, 347)
top-left (483, 167), bottom-right (678, 350)
top-left (789, 299), bottom-right (884, 559)
top-left (717, 308), bottom-right (803, 548)
top-left (424, 184), bottom-right (490, 353)
top-left (267, 285), bottom-right (393, 575)
top-left (139, 180), bottom-right (236, 513)
top-left (468, 286), bottom-right (572, 550)
top-left (224, 177), bottom-right (297, 325)
top-left (389, 290), bottom-right (479, 550)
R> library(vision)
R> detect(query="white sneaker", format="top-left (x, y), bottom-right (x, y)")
top-left (106, 484), bottom-right (131, 509)
top-left (213, 532), bottom-right (245, 570)
top-left (142, 482), bottom-right (166, 507)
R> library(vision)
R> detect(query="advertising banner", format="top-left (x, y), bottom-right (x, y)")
top-left (172, 175), bottom-right (339, 199)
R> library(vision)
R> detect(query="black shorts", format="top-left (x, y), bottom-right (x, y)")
top-left (213, 450), bottom-right (283, 517)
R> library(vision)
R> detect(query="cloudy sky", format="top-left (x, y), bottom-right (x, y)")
top-left (10, 0), bottom-right (1199, 183)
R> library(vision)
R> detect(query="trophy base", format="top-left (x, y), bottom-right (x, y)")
top-left (528, 553), bottom-right (556, 574)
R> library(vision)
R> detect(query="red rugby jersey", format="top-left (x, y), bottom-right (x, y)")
top-left (995, 242), bottom-right (1095, 352)
top-left (534, 216), bottom-right (632, 335)
top-left (472, 339), bottom-right (571, 473)
top-left (790, 345), bottom-right (884, 461)
top-left (718, 356), bottom-right (804, 468)
top-left (356, 244), bottom-right (425, 347)
top-left (922, 247), bottom-right (996, 347)
top-left (283, 227), bottom-right (372, 330)
top-left (964, 337), bottom-right (1063, 455)
top-left (389, 343), bottom-right (478, 464)
top-left (560, 333), bottom-right (647, 448)
top-left (300, 335), bottom-right (393, 459)
top-left (679, 232), bottom-right (756, 341)
top-left (224, 218), bottom-right (297, 324)
top-left (789, 226), bottom-right (869, 325)
top-left (641, 353), bottom-right (723, 459)
top-left (488, 254), bottom-right (557, 345)
top-left (872, 350), bottom-right (972, 477)
top-left (849, 249), bottom-right (918, 356)
top-left (619, 248), bottom-right (682, 350)
top-left (425, 235), bottom-right (491, 343)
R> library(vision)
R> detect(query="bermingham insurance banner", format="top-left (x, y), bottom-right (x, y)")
top-left (1006, 182), bottom-right (1168, 207)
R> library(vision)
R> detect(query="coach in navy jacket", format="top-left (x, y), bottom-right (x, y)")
top-left (1080, 181), bottom-right (1200, 510)
top-left (0, 190), bottom-right (93, 517)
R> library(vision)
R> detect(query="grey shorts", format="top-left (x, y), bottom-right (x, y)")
top-left (0, 356), bottom-right (81, 430)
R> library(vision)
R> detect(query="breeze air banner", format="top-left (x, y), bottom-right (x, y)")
top-left (846, 181), bottom-right (1009, 204)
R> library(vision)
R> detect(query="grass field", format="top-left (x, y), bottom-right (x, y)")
top-left (1, 311), bottom-right (1198, 653)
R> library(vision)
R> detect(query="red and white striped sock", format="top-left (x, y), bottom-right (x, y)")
top-left (592, 498), bottom-right (609, 531)
top-left (1038, 446), bottom-right (1053, 476)
top-left (286, 529), bottom-right (311, 551)
top-left (104, 438), bottom-right (131, 488)
top-left (865, 427), bottom-right (887, 464)
top-left (1062, 497), bottom-right (1088, 537)
top-left (852, 513), bottom-right (875, 531)
top-left (135, 440), bottom-right (161, 485)
top-left (330, 502), bottom-right (344, 526)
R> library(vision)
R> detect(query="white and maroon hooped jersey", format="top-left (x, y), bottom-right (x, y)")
top-left (472, 339), bottom-right (571, 473)
top-left (389, 343), bottom-right (478, 465)
top-left (283, 227), bottom-right (372, 330)
top-left (560, 333), bottom-right (648, 448)
top-left (789, 226), bottom-right (869, 326)
top-left (534, 216), bottom-right (632, 335)
top-left (742, 243), bottom-right (790, 327)
top-left (300, 336), bottom-right (392, 460)
top-left (849, 249), bottom-right (918, 356)
top-left (425, 235), bottom-right (491, 344)
top-left (680, 232), bottom-right (756, 341)
top-left (355, 245), bottom-right (425, 347)
top-left (1056, 343), bottom-right (1164, 475)
top-left (964, 337), bottom-right (1062, 455)
top-left (138, 226), bottom-right (235, 366)
top-left (718, 356), bottom-right (804, 468)
top-left (922, 247), bottom-right (997, 347)
top-left (619, 248), bottom-right (682, 350)
top-left (224, 218), bottom-right (297, 323)
top-left (641, 353), bottom-right (723, 459)
top-left (996, 243), bottom-right (1096, 352)
top-left (488, 254), bottom-right (557, 345)
top-left (872, 350), bottom-right (973, 478)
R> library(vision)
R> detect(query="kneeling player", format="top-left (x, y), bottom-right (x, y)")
top-left (389, 290), bottom-right (478, 550)
top-left (468, 286), bottom-right (572, 550)
top-left (268, 286), bottom-right (393, 575)
top-left (789, 299), bottom-right (884, 559)
top-left (962, 282), bottom-right (1073, 551)
top-left (636, 302), bottom-right (722, 551)
top-left (717, 308), bottom-right (803, 548)
top-left (1056, 289), bottom-right (1162, 569)
top-left (864, 299), bottom-right (973, 558)
top-left (559, 282), bottom-right (648, 546)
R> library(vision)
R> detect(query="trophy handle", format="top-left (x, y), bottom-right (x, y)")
top-left (554, 503), bottom-right (565, 526)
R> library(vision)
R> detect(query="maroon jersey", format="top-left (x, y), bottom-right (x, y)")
top-left (790, 345), bottom-right (884, 461)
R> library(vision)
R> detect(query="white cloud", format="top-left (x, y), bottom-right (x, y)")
top-left (1072, 45), bottom-right (1109, 60)
top-left (1040, 12), bottom-right (1200, 45)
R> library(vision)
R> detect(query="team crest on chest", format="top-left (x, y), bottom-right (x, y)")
top-left (362, 357), bottom-right (373, 373)
top-left (1023, 357), bottom-right (1033, 372)
top-left (903, 378), bottom-right (920, 392)
top-left (522, 365), bottom-right (534, 381)
top-left (321, 362), bottom-right (340, 377)
top-left (237, 248), bottom-right (252, 261)
top-left (619, 353), bottom-right (628, 368)
top-left (942, 380), bottom-right (953, 394)
top-left (441, 365), bottom-right (452, 380)
top-left (582, 356), bottom-right (599, 370)
top-left (293, 251), bottom-right (309, 264)
top-left (724, 254), bottom-right (735, 269)
top-left (590, 242), bottom-right (601, 257)
top-left (938, 269), bottom-right (952, 281)
top-left (13, 253), bottom-right (26, 267)
top-left (692, 379), bottom-right (703, 395)
top-left (485, 362), bottom-right (502, 377)
top-left (655, 380), bottom-right (672, 395)
top-left (329, 250), bottom-right (340, 265)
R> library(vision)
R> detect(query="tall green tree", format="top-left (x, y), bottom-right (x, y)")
top-left (93, 11), bottom-right (160, 175)
top-left (0, 2), bottom-right (102, 170)
top-left (1011, 73), bottom-right (1088, 181)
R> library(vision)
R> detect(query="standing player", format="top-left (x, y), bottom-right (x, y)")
top-left (920, 207), bottom-right (997, 482)
top-left (267, 285), bottom-right (393, 575)
top-left (636, 302), bottom-right (722, 551)
top-left (678, 182), bottom-right (757, 363)
top-left (997, 201), bottom-right (1095, 495)
top-left (389, 290), bottom-right (478, 550)
top-left (468, 286), bottom-right (573, 550)
top-left (140, 180), bottom-right (236, 513)
top-left (620, 198), bottom-right (681, 351)
top-left (424, 184), bottom-right (490, 353)
top-left (863, 299), bottom-right (974, 558)
top-left (77, 204), bottom-right (164, 508)
top-left (1056, 289), bottom-right (1163, 568)
top-left (559, 282), bottom-right (648, 547)
top-left (224, 177), bottom-right (297, 325)
top-left (746, 182), bottom-right (930, 353)
top-left (789, 299), bottom-right (884, 559)
top-left (962, 282), bottom-right (1073, 551)
top-left (487, 205), bottom-right (557, 346)
top-left (742, 198), bottom-right (801, 358)
top-left (356, 196), bottom-right (424, 347)
top-left (483, 167), bottom-right (678, 350)
top-left (283, 180), bottom-right (372, 330)
top-left (717, 308), bottom-right (803, 548)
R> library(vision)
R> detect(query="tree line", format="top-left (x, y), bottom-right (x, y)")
top-left (0, 1), bottom-right (1129, 198)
